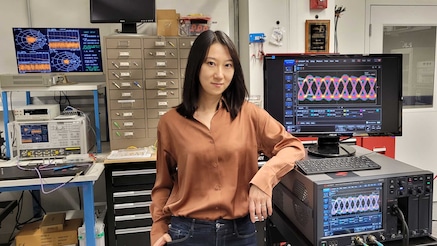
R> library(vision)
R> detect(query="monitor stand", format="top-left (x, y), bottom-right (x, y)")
top-left (307, 136), bottom-right (356, 158)
top-left (121, 23), bottom-right (137, 33)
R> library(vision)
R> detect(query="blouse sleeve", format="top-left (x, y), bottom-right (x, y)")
top-left (150, 129), bottom-right (175, 245)
top-left (249, 105), bottom-right (306, 197)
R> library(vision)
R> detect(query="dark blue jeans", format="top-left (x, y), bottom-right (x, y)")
top-left (167, 215), bottom-right (257, 246)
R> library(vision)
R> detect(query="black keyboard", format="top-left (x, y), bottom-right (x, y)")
top-left (296, 155), bottom-right (381, 175)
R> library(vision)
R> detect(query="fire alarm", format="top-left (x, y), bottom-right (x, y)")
top-left (310, 0), bottom-right (328, 9)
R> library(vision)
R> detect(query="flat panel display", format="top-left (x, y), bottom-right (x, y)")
top-left (12, 27), bottom-right (103, 74)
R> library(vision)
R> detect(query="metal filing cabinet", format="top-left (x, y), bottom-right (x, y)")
top-left (104, 35), bottom-right (195, 150)
top-left (105, 159), bottom-right (156, 246)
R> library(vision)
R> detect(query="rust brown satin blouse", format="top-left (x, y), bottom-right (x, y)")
top-left (150, 101), bottom-right (305, 245)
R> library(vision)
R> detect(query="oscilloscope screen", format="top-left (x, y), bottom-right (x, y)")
top-left (321, 181), bottom-right (383, 237)
top-left (20, 124), bottom-right (49, 144)
top-left (263, 53), bottom-right (403, 137)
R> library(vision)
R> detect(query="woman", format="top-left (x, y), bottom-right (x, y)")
top-left (151, 30), bottom-right (305, 246)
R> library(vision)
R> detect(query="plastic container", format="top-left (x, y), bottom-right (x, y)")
top-left (78, 221), bottom-right (105, 246)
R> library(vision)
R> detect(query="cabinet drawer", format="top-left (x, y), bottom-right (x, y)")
top-left (144, 49), bottom-right (177, 59)
top-left (112, 169), bottom-right (156, 186)
top-left (115, 206), bottom-right (150, 216)
top-left (143, 59), bottom-right (178, 69)
top-left (146, 99), bottom-right (179, 108)
top-left (110, 90), bottom-right (144, 99)
top-left (179, 48), bottom-right (190, 58)
top-left (108, 70), bottom-right (143, 80)
top-left (111, 129), bottom-right (146, 140)
top-left (106, 49), bottom-right (143, 59)
top-left (107, 59), bottom-right (142, 70)
top-left (358, 136), bottom-right (395, 158)
top-left (111, 119), bottom-right (145, 130)
top-left (115, 214), bottom-right (152, 229)
top-left (147, 108), bottom-right (169, 119)
top-left (114, 195), bottom-right (152, 205)
top-left (180, 58), bottom-right (188, 69)
top-left (147, 128), bottom-right (157, 139)
top-left (145, 69), bottom-right (178, 79)
top-left (145, 78), bottom-right (179, 89)
top-left (145, 89), bottom-right (178, 99)
top-left (115, 228), bottom-right (151, 246)
top-left (110, 109), bottom-right (145, 119)
top-left (106, 38), bottom-right (142, 48)
top-left (109, 80), bottom-right (144, 90)
top-left (143, 38), bottom-right (178, 48)
top-left (179, 38), bottom-right (195, 49)
top-left (110, 99), bottom-right (145, 109)
top-left (147, 119), bottom-right (159, 129)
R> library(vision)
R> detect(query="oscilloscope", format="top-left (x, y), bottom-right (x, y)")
top-left (272, 146), bottom-right (434, 246)
top-left (8, 116), bottom-right (93, 159)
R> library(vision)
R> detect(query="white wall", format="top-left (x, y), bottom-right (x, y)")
top-left (241, 1), bottom-right (335, 104)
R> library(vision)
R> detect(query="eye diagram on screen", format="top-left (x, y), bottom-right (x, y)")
top-left (297, 73), bottom-right (377, 102)
top-left (13, 27), bottom-right (103, 73)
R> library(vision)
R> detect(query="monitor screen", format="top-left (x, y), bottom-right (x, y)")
top-left (263, 53), bottom-right (403, 157)
top-left (90, 0), bottom-right (156, 33)
top-left (321, 180), bottom-right (384, 237)
top-left (20, 124), bottom-right (49, 144)
top-left (12, 27), bottom-right (103, 74)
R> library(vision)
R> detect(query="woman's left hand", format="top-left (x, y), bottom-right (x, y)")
top-left (248, 184), bottom-right (272, 223)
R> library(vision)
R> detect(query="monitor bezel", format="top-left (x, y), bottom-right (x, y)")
top-left (263, 53), bottom-right (403, 139)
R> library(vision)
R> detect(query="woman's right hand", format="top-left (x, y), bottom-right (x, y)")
top-left (153, 233), bottom-right (172, 246)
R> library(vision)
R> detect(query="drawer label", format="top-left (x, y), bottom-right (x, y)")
top-left (119, 51), bottom-right (130, 57)
top-left (158, 101), bottom-right (168, 106)
top-left (157, 81), bottom-right (167, 87)
top-left (124, 122), bottom-right (134, 127)
top-left (156, 61), bottom-right (167, 67)
top-left (157, 91), bottom-right (168, 96)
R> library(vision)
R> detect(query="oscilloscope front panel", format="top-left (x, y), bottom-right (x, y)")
top-left (10, 117), bottom-right (90, 159)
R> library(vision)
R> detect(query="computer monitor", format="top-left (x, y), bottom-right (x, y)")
top-left (263, 53), bottom-right (403, 157)
top-left (90, 0), bottom-right (156, 33)
top-left (12, 27), bottom-right (103, 74)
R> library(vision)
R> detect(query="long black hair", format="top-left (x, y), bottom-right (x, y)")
top-left (176, 30), bottom-right (248, 120)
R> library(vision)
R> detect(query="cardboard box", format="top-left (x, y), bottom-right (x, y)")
top-left (157, 9), bottom-right (179, 36)
top-left (15, 218), bottom-right (82, 246)
top-left (40, 212), bottom-right (66, 233)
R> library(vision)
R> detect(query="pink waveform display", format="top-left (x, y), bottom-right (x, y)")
top-left (331, 193), bottom-right (380, 215)
top-left (298, 74), bottom-right (377, 101)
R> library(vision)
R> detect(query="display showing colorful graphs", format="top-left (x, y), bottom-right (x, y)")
top-left (297, 73), bottom-right (377, 102)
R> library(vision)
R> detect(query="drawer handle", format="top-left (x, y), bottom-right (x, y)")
top-left (116, 226), bottom-right (151, 235)
top-left (114, 202), bottom-right (151, 209)
top-left (373, 147), bottom-right (386, 153)
top-left (111, 61), bottom-right (119, 69)
top-left (114, 191), bottom-right (152, 197)
top-left (133, 81), bottom-right (142, 88)
top-left (112, 169), bottom-right (156, 176)
top-left (115, 213), bottom-right (151, 221)
top-left (112, 81), bottom-right (120, 89)
top-left (112, 72), bottom-right (120, 79)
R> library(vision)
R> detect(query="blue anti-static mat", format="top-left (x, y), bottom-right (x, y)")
top-left (0, 163), bottom-right (91, 181)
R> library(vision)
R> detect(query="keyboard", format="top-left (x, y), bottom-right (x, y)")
top-left (296, 155), bottom-right (381, 175)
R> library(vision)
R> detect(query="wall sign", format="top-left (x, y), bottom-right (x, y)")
top-left (305, 20), bottom-right (330, 53)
